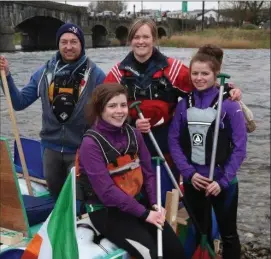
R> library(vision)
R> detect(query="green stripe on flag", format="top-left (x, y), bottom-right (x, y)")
top-left (47, 172), bottom-right (79, 259)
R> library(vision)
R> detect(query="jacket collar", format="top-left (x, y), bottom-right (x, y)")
top-left (193, 86), bottom-right (218, 98)
top-left (93, 118), bottom-right (127, 134)
top-left (119, 47), bottom-right (168, 73)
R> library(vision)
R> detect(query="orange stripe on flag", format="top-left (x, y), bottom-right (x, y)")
top-left (22, 234), bottom-right (43, 259)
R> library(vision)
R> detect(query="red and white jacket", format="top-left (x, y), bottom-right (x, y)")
top-left (104, 50), bottom-right (193, 128)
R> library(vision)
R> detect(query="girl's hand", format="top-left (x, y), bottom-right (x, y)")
top-left (191, 173), bottom-right (211, 191)
top-left (135, 118), bottom-right (151, 133)
top-left (205, 181), bottom-right (221, 196)
top-left (152, 204), bottom-right (167, 218)
top-left (146, 210), bottom-right (165, 230)
top-left (228, 83), bottom-right (242, 101)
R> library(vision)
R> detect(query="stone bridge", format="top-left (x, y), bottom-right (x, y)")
top-left (0, 1), bottom-right (180, 52)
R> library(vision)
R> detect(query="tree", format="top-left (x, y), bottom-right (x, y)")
top-left (220, 1), bottom-right (270, 26)
top-left (87, 1), bottom-right (127, 15)
top-left (220, 1), bottom-right (248, 26)
top-left (246, 1), bottom-right (269, 25)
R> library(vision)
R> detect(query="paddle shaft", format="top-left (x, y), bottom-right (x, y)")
top-left (209, 84), bottom-right (225, 181)
top-left (152, 157), bottom-right (163, 258)
top-left (0, 70), bottom-right (33, 196)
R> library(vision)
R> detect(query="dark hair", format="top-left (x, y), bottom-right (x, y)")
top-left (189, 52), bottom-right (221, 77)
top-left (85, 83), bottom-right (128, 126)
top-left (128, 17), bottom-right (158, 44)
top-left (197, 44), bottom-right (224, 65)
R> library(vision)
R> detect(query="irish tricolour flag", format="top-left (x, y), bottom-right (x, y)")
top-left (22, 170), bottom-right (79, 259)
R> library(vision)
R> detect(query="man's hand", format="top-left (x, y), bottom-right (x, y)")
top-left (191, 173), bottom-right (211, 191)
top-left (135, 118), bottom-right (151, 133)
top-left (0, 56), bottom-right (10, 76)
top-left (205, 181), bottom-right (221, 196)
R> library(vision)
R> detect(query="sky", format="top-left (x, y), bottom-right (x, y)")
top-left (62, 1), bottom-right (219, 12)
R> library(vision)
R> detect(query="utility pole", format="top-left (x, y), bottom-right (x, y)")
top-left (141, 0), bottom-right (143, 16)
top-left (217, 1), bottom-right (220, 25)
top-left (201, 1), bottom-right (205, 31)
top-left (133, 4), bottom-right (136, 18)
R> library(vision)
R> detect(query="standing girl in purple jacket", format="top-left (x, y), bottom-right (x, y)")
top-left (168, 49), bottom-right (247, 259)
top-left (78, 83), bottom-right (185, 259)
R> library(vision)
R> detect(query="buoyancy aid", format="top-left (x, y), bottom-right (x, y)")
top-left (76, 124), bottom-right (143, 202)
top-left (116, 50), bottom-right (189, 127)
top-left (48, 62), bottom-right (88, 123)
top-left (181, 91), bottom-right (233, 166)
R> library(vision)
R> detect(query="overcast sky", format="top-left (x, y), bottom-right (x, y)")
top-left (64, 1), bottom-right (219, 12)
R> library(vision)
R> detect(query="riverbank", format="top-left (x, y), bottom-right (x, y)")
top-left (159, 28), bottom-right (270, 49)
top-left (14, 28), bottom-right (270, 49)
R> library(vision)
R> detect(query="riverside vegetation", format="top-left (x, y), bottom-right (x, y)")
top-left (111, 27), bottom-right (270, 49)
top-left (159, 28), bottom-right (270, 49)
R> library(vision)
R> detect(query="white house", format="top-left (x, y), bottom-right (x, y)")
top-left (196, 9), bottom-right (234, 23)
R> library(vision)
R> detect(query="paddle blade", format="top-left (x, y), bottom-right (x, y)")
top-left (192, 246), bottom-right (211, 259)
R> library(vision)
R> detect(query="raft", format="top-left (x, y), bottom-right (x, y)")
top-left (0, 137), bottom-right (220, 259)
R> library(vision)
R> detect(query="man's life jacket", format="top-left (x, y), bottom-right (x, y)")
top-left (180, 92), bottom-right (233, 166)
top-left (48, 63), bottom-right (87, 123)
top-left (76, 124), bottom-right (143, 202)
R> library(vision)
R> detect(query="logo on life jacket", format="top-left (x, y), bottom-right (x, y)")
top-left (76, 124), bottom-right (143, 201)
top-left (192, 133), bottom-right (203, 146)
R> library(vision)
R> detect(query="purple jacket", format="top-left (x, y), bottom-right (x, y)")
top-left (168, 86), bottom-right (247, 189)
top-left (79, 119), bottom-right (157, 218)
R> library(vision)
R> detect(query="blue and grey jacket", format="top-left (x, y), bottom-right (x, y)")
top-left (2, 55), bottom-right (105, 153)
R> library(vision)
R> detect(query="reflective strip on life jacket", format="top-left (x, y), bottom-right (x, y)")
top-left (108, 158), bottom-right (140, 175)
top-left (111, 65), bottom-right (122, 83)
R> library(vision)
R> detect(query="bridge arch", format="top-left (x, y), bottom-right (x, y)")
top-left (157, 26), bottom-right (167, 39)
top-left (115, 25), bottom-right (129, 46)
top-left (16, 16), bottom-right (64, 50)
top-left (92, 24), bottom-right (108, 48)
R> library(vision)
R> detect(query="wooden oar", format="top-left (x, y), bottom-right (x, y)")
top-left (0, 69), bottom-right (33, 196)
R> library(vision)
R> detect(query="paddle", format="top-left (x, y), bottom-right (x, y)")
top-left (192, 73), bottom-right (231, 259)
top-left (0, 69), bottom-right (33, 196)
top-left (152, 156), bottom-right (164, 259)
top-left (129, 101), bottom-right (215, 256)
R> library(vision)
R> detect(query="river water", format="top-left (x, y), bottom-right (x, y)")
top-left (0, 47), bottom-right (270, 247)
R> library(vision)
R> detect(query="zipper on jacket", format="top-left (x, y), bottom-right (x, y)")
top-left (61, 125), bottom-right (65, 153)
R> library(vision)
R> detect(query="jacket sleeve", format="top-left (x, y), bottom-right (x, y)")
top-left (168, 99), bottom-right (197, 180)
top-left (79, 137), bottom-right (147, 218)
top-left (217, 102), bottom-right (247, 189)
top-left (94, 66), bottom-right (106, 86)
top-left (135, 129), bottom-right (157, 206)
top-left (172, 62), bottom-right (194, 96)
top-left (0, 67), bottom-right (45, 111)
top-left (104, 64), bottom-right (122, 83)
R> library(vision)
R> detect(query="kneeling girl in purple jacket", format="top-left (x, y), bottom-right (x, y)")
top-left (168, 47), bottom-right (247, 259)
top-left (78, 83), bottom-right (185, 259)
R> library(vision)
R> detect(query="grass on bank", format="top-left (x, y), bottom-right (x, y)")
top-left (159, 28), bottom-right (270, 49)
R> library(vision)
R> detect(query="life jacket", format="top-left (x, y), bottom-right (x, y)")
top-left (48, 63), bottom-right (87, 123)
top-left (76, 124), bottom-right (143, 201)
top-left (108, 50), bottom-right (190, 127)
top-left (180, 91), bottom-right (233, 166)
